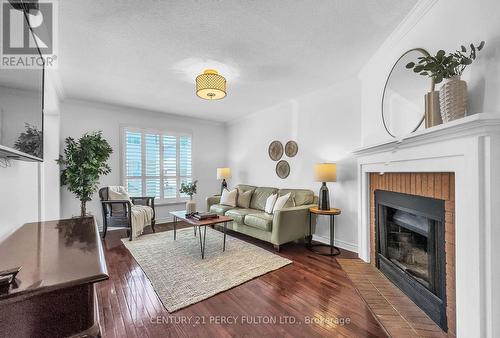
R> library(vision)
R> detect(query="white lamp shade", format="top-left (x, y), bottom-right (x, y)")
top-left (314, 163), bottom-right (337, 182)
top-left (217, 167), bottom-right (231, 180)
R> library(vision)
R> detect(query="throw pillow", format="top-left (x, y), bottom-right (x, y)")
top-left (108, 186), bottom-right (132, 213)
top-left (283, 193), bottom-right (296, 208)
top-left (220, 188), bottom-right (237, 207)
top-left (237, 189), bottom-right (253, 208)
top-left (108, 185), bottom-right (131, 201)
top-left (273, 193), bottom-right (291, 213)
top-left (264, 193), bottom-right (278, 214)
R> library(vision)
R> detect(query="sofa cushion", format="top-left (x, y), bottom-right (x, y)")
top-left (210, 204), bottom-right (233, 215)
top-left (244, 213), bottom-right (273, 232)
top-left (278, 189), bottom-right (314, 206)
top-left (237, 189), bottom-right (253, 208)
top-left (264, 193), bottom-right (277, 214)
top-left (236, 184), bottom-right (257, 193)
top-left (225, 208), bottom-right (256, 224)
top-left (273, 193), bottom-right (291, 213)
top-left (220, 188), bottom-right (238, 207)
top-left (250, 187), bottom-right (278, 211)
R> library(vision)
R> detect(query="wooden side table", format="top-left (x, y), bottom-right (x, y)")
top-left (308, 207), bottom-right (342, 256)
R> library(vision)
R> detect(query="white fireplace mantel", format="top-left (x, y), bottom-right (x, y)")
top-left (353, 113), bottom-right (500, 338)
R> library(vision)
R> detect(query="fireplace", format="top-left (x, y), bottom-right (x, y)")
top-left (375, 190), bottom-right (447, 331)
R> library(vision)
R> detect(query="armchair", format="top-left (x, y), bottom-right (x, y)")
top-left (99, 187), bottom-right (156, 240)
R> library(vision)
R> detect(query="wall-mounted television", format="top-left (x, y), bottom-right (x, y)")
top-left (0, 2), bottom-right (45, 162)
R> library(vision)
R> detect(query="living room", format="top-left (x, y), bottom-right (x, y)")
top-left (0, 0), bottom-right (499, 337)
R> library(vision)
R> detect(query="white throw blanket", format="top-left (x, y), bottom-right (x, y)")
top-left (130, 205), bottom-right (153, 239)
top-left (108, 186), bottom-right (153, 239)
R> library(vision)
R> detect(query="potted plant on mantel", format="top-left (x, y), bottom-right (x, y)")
top-left (57, 131), bottom-right (113, 217)
top-left (180, 180), bottom-right (198, 214)
top-left (406, 41), bottom-right (485, 123)
top-left (14, 123), bottom-right (43, 158)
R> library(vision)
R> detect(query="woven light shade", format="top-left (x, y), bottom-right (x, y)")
top-left (196, 69), bottom-right (226, 100)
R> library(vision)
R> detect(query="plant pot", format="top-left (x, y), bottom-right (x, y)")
top-left (439, 76), bottom-right (467, 123)
top-left (186, 199), bottom-right (196, 214)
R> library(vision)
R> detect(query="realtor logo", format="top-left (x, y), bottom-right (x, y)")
top-left (1, 0), bottom-right (58, 68)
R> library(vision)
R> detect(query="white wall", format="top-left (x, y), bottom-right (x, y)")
top-left (59, 99), bottom-right (226, 226)
top-left (360, 0), bottom-right (500, 145)
top-left (226, 80), bottom-right (361, 252)
top-left (41, 72), bottom-right (61, 221)
top-left (0, 73), bottom-right (61, 241)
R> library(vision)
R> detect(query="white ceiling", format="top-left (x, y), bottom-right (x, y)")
top-left (58, 0), bottom-right (417, 122)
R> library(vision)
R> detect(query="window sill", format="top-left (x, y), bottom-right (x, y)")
top-left (155, 200), bottom-right (189, 206)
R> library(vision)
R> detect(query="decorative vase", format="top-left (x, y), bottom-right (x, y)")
top-left (186, 197), bottom-right (196, 214)
top-left (424, 91), bottom-right (442, 128)
top-left (439, 76), bottom-right (467, 123)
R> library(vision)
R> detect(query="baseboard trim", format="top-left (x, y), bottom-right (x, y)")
top-left (312, 234), bottom-right (358, 253)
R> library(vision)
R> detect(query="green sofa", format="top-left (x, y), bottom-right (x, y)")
top-left (206, 184), bottom-right (317, 251)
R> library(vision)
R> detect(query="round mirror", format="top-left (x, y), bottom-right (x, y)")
top-left (382, 48), bottom-right (434, 138)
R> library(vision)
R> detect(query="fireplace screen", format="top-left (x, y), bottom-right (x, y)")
top-left (375, 190), bottom-right (446, 331)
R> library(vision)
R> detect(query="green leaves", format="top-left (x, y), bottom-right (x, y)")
top-left (405, 41), bottom-right (485, 82)
top-left (436, 50), bottom-right (446, 60)
top-left (14, 123), bottom-right (43, 158)
top-left (179, 180), bottom-right (198, 196)
top-left (57, 131), bottom-right (113, 208)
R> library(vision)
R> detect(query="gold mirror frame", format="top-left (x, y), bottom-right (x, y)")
top-left (381, 48), bottom-right (435, 138)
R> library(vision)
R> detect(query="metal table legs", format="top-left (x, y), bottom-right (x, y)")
top-left (173, 219), bottom-right (228, 259)
top-left (308, 214), bottom-right (341, 256)
top-left (173, 216), bottom-right (177, 240)
top-left (198, 225), bottom-right (208, 259)
top-left (223, 221), bottom-right (227, 252)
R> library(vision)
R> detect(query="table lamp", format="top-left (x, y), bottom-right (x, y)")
top-left (217, 167), bottom-right (231, 195)
top-left (314, 163), bottom-right (336, 210)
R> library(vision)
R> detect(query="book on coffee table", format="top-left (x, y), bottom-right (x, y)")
top-left (191, 212), bottom-right (218, 220)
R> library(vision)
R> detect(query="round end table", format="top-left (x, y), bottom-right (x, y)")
top-left (307, 207), bottom-right (342, 256)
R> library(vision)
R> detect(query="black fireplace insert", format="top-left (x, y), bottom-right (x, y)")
top-left (375, 190), bottom-right (447, 331)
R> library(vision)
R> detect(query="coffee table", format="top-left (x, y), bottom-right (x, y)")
top-left (169, 211), bottom-right (233, 259)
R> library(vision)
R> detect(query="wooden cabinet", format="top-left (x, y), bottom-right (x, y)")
top-left (0, 217), bottom-right (108, 337)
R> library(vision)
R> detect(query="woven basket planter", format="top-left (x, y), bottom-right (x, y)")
top-left (439, 76), bottom-right (467, 122)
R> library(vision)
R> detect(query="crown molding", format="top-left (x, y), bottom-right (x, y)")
top-left (358, 0), bottom-right (439, 78)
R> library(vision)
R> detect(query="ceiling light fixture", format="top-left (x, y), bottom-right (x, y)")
top-left (196, 69), bottom-right (226, 100)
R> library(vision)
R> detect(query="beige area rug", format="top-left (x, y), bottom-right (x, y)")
top-left (122, 227), bottom-right (292, 312)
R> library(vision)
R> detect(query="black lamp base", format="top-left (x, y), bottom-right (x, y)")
top-left (220, 179), bottom-right (228, 195)
top-left (318, 182), bottom-right (330, 210)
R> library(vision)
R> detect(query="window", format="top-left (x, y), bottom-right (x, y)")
top-left (123, 127), bottom-right (192, 202)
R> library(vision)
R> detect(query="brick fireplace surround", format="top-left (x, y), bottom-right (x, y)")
top-left (354, 114), bottom-right (500, 338)
top-left (369, 172), bottom-right (456, 336)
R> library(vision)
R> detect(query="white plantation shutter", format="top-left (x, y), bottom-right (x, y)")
top-left (123, 128), bottom-right (192, 201)
top-left (179, 136), bottom-right (192, 198)
top-left (125, 131), bottom-right (142, 196)
top-left (145, 133), bottom-right (161, 198)
top-left (163, 135), bottom-right (177, 199)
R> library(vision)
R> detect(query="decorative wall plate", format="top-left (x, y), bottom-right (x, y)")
top-left (285, 141), bottom-right (298, 157)
top-left (268, 141), bottom-right (283, 161)
top-left (276, 160), bottom-right (290, 179)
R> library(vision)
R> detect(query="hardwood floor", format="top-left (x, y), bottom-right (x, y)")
top-left (97, 222), bottom-right (388, 338)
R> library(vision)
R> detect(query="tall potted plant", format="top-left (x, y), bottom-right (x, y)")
top-left (180, 180), bottom-right (198, 214)
top-left (406, 41), bottom-right (485, 122)
top-left (57, 131), bottom-right (113, 217)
